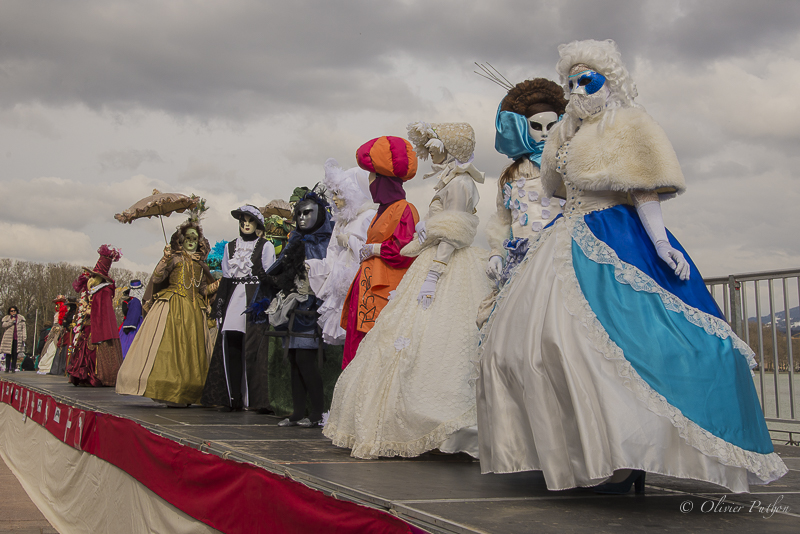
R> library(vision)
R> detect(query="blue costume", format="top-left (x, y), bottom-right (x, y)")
top-left (476, 43), bottom-right (786, 492)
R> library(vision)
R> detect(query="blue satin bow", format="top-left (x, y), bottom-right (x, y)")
top-left (494, 103), bottom-right (545, 166)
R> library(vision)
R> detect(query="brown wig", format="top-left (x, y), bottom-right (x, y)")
top-left (500, 78), bottom-right (567, 118)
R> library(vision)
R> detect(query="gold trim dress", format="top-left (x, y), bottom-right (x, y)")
top-left (116, 252), bottom-right (211, 404)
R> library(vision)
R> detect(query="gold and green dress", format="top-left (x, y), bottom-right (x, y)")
top-left (116, 252), bottom-right (211, 404)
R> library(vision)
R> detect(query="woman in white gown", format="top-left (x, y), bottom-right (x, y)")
top-left (476, 39), bottom-right (786, 494)
top-left (307, 159), bottom-right (376, 347)
top-left (323, 122), bottom-right (493, 459)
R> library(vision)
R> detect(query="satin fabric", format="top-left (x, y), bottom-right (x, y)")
top-left (370, 175), bottom-right (406, 217)
top-left (584, 204), bottom-right (722, 318)
top-left (340, 203), bottom-right (418, 368)
top-left (494, 104), bottom-right (545, 165)
top-left (573, 238), bottom-right (772, 454)
top-left (476, 198), bottom-right (786, 492)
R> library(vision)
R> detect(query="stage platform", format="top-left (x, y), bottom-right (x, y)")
top-left (1, 373), bottom-right (799, 533)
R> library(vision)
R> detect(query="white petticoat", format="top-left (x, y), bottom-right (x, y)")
top-left (475, 218), bottom-right (786, 492)
top-left (323, 245), bottom-right (492, 459)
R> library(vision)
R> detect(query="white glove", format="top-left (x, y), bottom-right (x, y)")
top-left (486, 255), bottom-right (504, 281)
top-left (336, 232), bottom-right (350, 248)
top-left (636, 201), bottom-right (690, 281)
top-left (359, 243), bottom-right (380, 263)
top-left (417, 270), bottom-right (440, 310)
top-left (415, 220), bottom-right (427, 243)
top-left (655, 241), bottom-right (690, 280)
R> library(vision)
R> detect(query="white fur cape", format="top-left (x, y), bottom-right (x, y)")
top-left (400, 210), bottom-right (479, 258)
top-left (541, 107), bottom-right (686, 198)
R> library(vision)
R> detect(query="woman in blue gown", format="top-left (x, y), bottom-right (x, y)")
top-left (475, 39), bottom-right (787, 493)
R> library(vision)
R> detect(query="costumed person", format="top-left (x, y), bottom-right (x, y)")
top-left (249, 188), bottom-right (332, 427)
top-left (37, 296), bottom-right (68, 374)
top-left (49, 298), bottom-right (77, 376)
top-left (116, 219), bottom-right (212, 405)
top-left (338, 136), bottom-right (420, 368)
top-left (201, 205), bottom-right (276, 413)
top-left (67, 245), bottom-right (124, 386)
top-left (306, 159), bottom-right (376, 345)
top-left (475, 39), bottom-right (787, 493)
top-left (118, 280), bottom-right (144, 358)
top-left (478, 78), bottom-right (568, 327)
top-left (1, 306), bottom-right (25, 373)
top-left (324, 123), bottom-right (492, 459)
top-left (66, 288), bottom-right (97, 384)
top-left (34, 322), bottom-right (53, 369)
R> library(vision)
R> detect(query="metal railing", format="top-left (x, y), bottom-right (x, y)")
top-left (706, 268), bottom-right (800, 444)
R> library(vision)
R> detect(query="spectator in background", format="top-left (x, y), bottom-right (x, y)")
top-left (1, 306), bottom-right (26, 373)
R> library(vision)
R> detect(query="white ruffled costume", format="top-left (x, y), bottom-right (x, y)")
top-left (307, 159), bottom-right (376, 345)
top-left (323, 122), bottom-right (492, 459)
top-left (476, 40), bottom-right (786, 492)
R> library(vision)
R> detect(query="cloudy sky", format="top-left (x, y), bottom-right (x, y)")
top-left (1, 0), bottom-right (799, 283)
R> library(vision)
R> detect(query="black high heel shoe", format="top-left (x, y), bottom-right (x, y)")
top-left (593, 470), bottom-right (646, 495)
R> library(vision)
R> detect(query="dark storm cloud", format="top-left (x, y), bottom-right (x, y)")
top-left (3, 1), bottom-right (799, 122)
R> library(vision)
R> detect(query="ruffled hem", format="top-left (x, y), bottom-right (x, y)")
top-left (325, 244), bottom-right (489, 460)
top-left (553, 216), bottom-right (786, 484)
top-left (475, 214), bottom-right (787, 485)
top-left (323, 406), bottom-right (477, 459)
top-left (570, 217), bottom-right (757, 369)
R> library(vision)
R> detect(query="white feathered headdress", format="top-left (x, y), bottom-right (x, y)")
top-left (323, 158), bottom-right (372, 223)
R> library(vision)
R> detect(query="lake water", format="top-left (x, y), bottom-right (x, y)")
top-left (752, 372), bottom-right (800, 444)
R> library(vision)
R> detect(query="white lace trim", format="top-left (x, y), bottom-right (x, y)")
top-left (475, 216), bottom-right (787, 483)
top-left (569, 217), bottom-right (757, 369)
top-left (324, 406), bottom-right (477, 460)
top-left (553, 217), bottom-right (786, 483)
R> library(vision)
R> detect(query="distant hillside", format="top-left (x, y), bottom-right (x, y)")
top-left (752, 305), bottom-right (800, 336)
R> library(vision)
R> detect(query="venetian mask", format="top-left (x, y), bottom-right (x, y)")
top-left (332, 192), bottom-right (346, 210)
top-left (240, 214), bottom-right (257, 235)
top-left (566, 65), bottom-right (609, 120)
top-left (86, 275), bottom-right (103, 291)
top-left (295, 200), bottom-right (320, 232)
top-left (183, 228), bottom-right (199, 253)
top-left (527, 111), bottom-right (559, 143)
top-left (429, 144), bottom-right (448, 164)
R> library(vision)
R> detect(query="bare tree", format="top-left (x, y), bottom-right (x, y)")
top-left (0, 258), bottom-right (149, 354)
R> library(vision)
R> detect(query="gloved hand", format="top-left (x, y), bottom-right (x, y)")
top-left (359, 243), bottom-right (380, 263)
top-left (336, 232), bottom-right (351, 248)
top-left (655, 241), bottom-right (690, 281)
top-left (415, 220), bottom-right (427, 243)
top-left (636, 200), bottom-right (690, 281)
top-left (417, 270), bottom-right (440, 310)
top-left (122, 325), bottom-right (137, 333)
top-left (486, 255), bottom-right (504, 281)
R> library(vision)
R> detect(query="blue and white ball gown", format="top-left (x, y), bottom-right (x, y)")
top-left (475, 109), bottom-right (787, 492)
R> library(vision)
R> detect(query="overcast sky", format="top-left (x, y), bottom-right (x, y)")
top-left (1, 0), bottom-right (799, 284)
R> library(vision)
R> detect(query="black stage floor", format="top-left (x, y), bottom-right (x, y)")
top-left (5, 373), bottom-right (800, 533)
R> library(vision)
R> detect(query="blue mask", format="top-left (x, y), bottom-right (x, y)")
top-left (568, 70), bottom-right (606, 96)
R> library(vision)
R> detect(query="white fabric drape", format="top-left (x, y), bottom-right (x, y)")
top-left (0, 404), bottom-right (221, 534)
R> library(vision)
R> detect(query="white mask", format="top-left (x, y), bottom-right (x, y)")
top-left (527, 111), bottom-right (559, 143)
top-left (566, 85), bottom-right (610, 120)
top-left (239, 214), bottom-right (257, 235)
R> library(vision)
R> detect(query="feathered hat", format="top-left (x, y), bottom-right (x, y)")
top-left (82, 244), bottom-right (122, 284)
top-left (407, 122), bottom-right (476, 164)
top-left (355, 136), bottom-right (417, 181)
